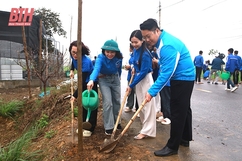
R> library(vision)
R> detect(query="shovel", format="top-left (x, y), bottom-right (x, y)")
top-left (82, 90), bottom-right (99, 130)
top-left (70, 78), bottom-right (74, 143)
top-left (99, 99), bottom-right (147, 153)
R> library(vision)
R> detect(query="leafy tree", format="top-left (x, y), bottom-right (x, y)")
top-left (208, 49), bottom-right (219, 56)
top-left (35, 8), bottom-right (67, 53)
top-left (17, 8), bottom-right (68, 96)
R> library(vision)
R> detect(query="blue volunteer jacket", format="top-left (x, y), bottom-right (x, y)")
top-left (194, 55), bottom-right (204, 67)
top-left (70, 55), bottom-right (93, 82)
top-left (127, 52), bottom-right (135, 82)
top-left (129, 47), bottom-right (153, 89)
top-left (225, 54), bottom-right (239, 72)
top-left (148, 30), bottom-right (195, 97)
top-left (89, 53), bottom-right (122, 81)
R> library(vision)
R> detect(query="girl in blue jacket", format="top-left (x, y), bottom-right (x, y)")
top-left (69, 41), bottom-right (98, 137)
top-left (126, 30), bottom-right (158, 139)
top-left (87, 39), bottom-right (123, 135)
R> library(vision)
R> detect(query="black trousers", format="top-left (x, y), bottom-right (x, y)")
top-left (195, 66), bottom-right (202, 82)
top-left (166, 80), bottom-right (194, 150)
top-left (160, 86), bottom-right (171, 119)
top-left (233, 70), bottom-right (239, 85)
top-left (82, 81), bottom-right (98, 132)
top-left (74, 72), bottom-right (99, 133)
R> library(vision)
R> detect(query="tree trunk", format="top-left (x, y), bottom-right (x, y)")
top-left (21, 26), bottom-right (32, 99)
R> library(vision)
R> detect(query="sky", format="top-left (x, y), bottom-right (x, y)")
top-left (1, 0), bottom-right (242, 64)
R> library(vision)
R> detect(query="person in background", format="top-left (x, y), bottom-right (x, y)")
top-left (147, 45), bottom-right (162, 119)
top-left (240, 53), bottom-right (242, 84)
top-left (207, 53), bottom-right (225, 85)
top-left (126, 29), bottom-right (157, 140)
top-left (225, 48), bottom-right (239, 92)
top-left (233, 50), bottom-right (241, 87)
top-left (202, 60), bottom-right (210, 75)
top-left (124, 43), bottom-right (139, 113)
top-left (69, 40), bottom-right (98, 137)
top-left (203, 68), bottom-right (210, 80)
top-left (92, 56), bottom-right (97, 66)
top-left (140, 18), bottom-right (195, 157)
top-left (194, 50), bottom-right (204, 84)
top-left (87, 39), bottom-right (123, 135)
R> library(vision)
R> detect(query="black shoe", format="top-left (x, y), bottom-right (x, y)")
top-left (105, 129), bottom-right (113, 135)
top-left (154, 146), bottom-right (178, 157)
top-left (214, 82), bottom-right (218, 85)
top-left (180, 139), bottom-right (190, 147)
top-left (117, 124), bottom-right (122, 130)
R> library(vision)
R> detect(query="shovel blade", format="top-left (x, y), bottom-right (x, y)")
top-left (99, 138), bottom-right (119, 153)
top-left (82, 122), bottom-right (92, 130)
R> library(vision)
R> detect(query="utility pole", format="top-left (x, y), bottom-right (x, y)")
top-left (159, 0), bottom-right (161, 28)
top-left (70, 15), bottom-right (73, 43)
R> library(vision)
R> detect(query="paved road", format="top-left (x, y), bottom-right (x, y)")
top-left (120, 69), bottom-right (242, 161)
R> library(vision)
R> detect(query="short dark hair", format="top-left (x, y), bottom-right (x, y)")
top-left (228, 48), bottom-right (234, 53)
top-left (140, 18), bottom-right (160, 31)
top-left (199, 50), bottom-right (203, 54)
top-left (234, 50), bottom-right (238, 55)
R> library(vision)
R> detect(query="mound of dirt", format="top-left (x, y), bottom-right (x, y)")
top-left (0, 86), bottom-right (157, 161)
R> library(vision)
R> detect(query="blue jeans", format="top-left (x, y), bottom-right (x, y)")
top-left (98, 73), bottom-right (121, 130)
top-left (227, 72), bottom-right (235, 89)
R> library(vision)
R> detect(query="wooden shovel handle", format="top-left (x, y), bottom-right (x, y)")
top-left (111, 74), bottom-right (134, 138)
top-left (117, 99), bottom-right (147, 140)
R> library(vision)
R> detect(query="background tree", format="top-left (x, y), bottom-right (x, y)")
top-left (18, 8), bottom-right (68, 96)
top-left (35, 8), bottom-right (67, 53)
top-left (208, 49), bottom-right (219, 57)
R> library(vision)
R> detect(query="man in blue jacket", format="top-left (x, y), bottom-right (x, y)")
top-left (140, 18), bottom-right (195, 157)
top-left (207, 53), bottom-right (225, 85)
top-left (225, 48), bottom-right (239, 92)
top-left (194, 50), bottom-right (204, 84)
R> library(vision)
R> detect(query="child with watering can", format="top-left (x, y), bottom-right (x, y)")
top-left (87, 39), bottom-right (123, 135)
top-left (69, 41), bottom-right (98, 137)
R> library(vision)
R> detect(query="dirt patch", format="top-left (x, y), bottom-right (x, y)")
top-left (0, 86), bottom-right (156, 161)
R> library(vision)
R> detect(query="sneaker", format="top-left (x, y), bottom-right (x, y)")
top-left (207, 81), bottom-right (210, 83)
top-left (124, 107), bottom-right (131, 112)
top-left (231, 86), bottom-right (238, 92)
top-left (225, 88), bottom-right (231, 91)
top-left (161, 118), bottom-right (171, 125)
top-left (132, 108), bottom-right (136, 113)
top-left (105, 129), bottom-right (113, 135)
top-left (117, 124), bottom-right (122, 130)
top-left (214, 82), bottom-right (218, 85)
top-left (83, 130), bottom-right (92, 137)
top-left (76, 129), bottom-right (92, 137)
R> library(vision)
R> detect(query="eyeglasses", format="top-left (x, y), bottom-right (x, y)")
top-left (142, 30), bottom-right (156, 41)
top-left (71, 51), bottom-right (78, 55)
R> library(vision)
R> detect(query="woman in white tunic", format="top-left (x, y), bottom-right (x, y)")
top-left (126, 30), bottom-right (157, 139)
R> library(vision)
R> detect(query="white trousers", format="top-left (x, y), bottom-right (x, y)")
top-left (135, 73), bottom-right (156, 137)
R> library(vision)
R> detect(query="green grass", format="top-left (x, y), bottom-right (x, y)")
top-left (0, 100), bottom-right (24, 117)
top-left (45, 130), bottom-right (56, 139)
top-left (0, 126), bottom-right (42, 161)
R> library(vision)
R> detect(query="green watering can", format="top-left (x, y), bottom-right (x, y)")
top-left (220, 71), bottom-right (230, 80)
top-left (82, 89), bottom-right (99, 130)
